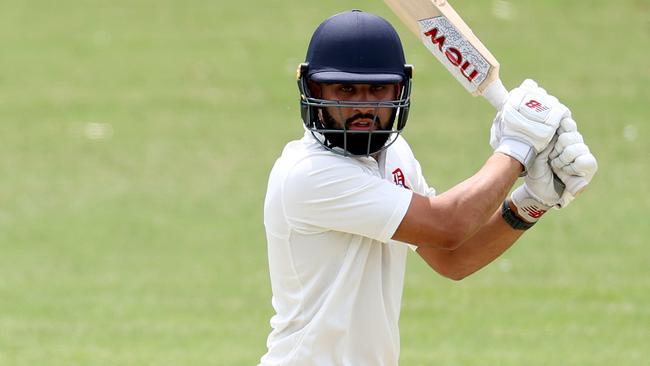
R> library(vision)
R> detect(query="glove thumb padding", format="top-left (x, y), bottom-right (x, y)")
top-left (528, 136), bottom-right (555, 179)
top-left (524, 136), bottom-right (558, 206)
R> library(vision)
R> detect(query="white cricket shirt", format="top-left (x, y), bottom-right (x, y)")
top-left (260, 131), bottom-right (435, 366)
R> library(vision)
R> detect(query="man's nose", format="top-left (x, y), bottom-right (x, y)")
top-left (351, 89), bottom-right (378, 113)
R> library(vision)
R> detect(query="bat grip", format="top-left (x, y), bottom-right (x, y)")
top-left (483, 79), bottom-right (509, 110)
top-left (553, 173), bottom-right (566, 196)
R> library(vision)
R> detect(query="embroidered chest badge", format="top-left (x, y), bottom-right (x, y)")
top-left (391, 168), bottom-right (411, 189)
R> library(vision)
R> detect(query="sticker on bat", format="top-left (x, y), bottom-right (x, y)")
top-left (418, 16), bottom-right (491, 93)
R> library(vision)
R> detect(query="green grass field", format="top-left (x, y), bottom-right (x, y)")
top-left (0, 0), bottom-right (648, 364)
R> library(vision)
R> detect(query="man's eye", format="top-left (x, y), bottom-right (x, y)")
top-left (339, 86), bottom-right (354, 93)
top-left (372, 85), bottom-right (391, 93)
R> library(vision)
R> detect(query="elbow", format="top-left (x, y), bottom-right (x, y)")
top-left (435, 263), bottom-right (472, 281)
top-left (418, 244), bottom-right (476, 281)
top-left (423, 220), bottom-right (473, 251)
top-left (441, 213), bottom-right (478, 250)
top-left (443, 271), bottom-right (470, 282)
top-left (432, 263), bottom-right (471, 281)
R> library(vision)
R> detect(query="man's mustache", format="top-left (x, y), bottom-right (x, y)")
top-left (345, 113), bottom-right (381, 127)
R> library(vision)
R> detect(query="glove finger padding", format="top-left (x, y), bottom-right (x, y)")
top-left (551, 143), bottom-right (591, 174)
top-left (558, 117), bottom-right (578, 134)
top-left (520, 79), bottom-right (539, 90)
top-left (573, 154), bottom-right (598, 176)
top-left (550, 130), bottom-right (584, 160)
top-left (552, 150), bottom-right (598, 207)
top-left (556, 154), bottom-right (598, 190)
top-left (519, 79), bottom-right (550, 99)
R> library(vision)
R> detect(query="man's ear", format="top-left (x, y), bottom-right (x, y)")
top-left (308, 80), bottom-right (322, 98)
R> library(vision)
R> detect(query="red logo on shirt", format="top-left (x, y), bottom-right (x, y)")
top-left (392, 168), bottom-right (410, 189)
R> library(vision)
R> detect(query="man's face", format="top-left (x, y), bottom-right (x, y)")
top-left (311, 82), bottom-right (400, 155)
top-left (318, 83), bottom-right (398, 131)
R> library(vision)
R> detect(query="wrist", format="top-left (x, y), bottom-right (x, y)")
top-left (495, 138), bottom-right (536, 176)
top-left (501, 199), bottom-right (535, 230)
top-left (494, 152), bottom-right (525, 176)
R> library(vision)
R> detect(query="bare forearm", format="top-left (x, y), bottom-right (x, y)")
top-left (393, 153), bottom-right (522, 249)
top-left (436, 153), bottom-right (521, 236)
top-left (416, 205), bottom-right (525, 280)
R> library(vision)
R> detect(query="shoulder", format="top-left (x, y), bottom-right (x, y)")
top-left (389, 135), bottom-right (417, 160)
top-left (268, 132), bottom-right (365, 191)
top-left (385, 135), bottom-right (435, 196)
top-left (385, 135), bottom-right (419, 172)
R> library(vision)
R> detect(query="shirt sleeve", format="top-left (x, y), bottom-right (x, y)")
top-left (282, 156), bottom-right (413, 243)
top-left (412, 158), bottom-right (436, 198)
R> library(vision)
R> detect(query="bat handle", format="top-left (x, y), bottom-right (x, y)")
top-left (553, 172), bottom-right (566, 196)
top-left (482, 79), bottom-right (509, 110)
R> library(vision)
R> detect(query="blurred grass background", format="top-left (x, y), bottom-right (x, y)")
top-left (0, 0), bottom-right (648, 365)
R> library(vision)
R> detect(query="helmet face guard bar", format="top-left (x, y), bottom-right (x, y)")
top-left (297, 67), bottom-right (413, 156)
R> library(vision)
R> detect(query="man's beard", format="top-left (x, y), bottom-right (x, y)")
top-left (320, 109), bottom-right (392, 155)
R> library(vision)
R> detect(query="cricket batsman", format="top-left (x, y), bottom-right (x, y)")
top-left (259, 10), bottom-right (597, 365)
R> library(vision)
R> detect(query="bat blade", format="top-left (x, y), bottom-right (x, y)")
top-left (384, 0), bottom-right (508, 108)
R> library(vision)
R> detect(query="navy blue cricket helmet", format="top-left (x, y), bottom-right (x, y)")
top-left (297, 10), bottom-right (413, 156)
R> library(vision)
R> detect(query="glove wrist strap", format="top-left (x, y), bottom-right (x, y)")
top-left (511, 185), bottom-right (553, 223)
top-left (496, 138), bottom-right (536, 176)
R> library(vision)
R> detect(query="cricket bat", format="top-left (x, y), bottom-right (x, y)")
top-left (385, 0), bottom-right (575, 196)
top-left (384, 0), bottom-right (509, 110)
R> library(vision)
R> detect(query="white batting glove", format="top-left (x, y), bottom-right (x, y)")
top-left (549, 119), bottom-right (598, 207)
top-left (509, 137), bottom-right (561, 223)
top-left (490, 79), bottom-right (570, 174)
